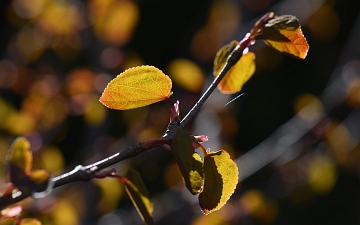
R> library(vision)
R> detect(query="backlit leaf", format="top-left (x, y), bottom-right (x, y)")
top-left (214, 41), bottom-right (256, 94)
top-left (198, 150), bottom-right (238, 214)
top-left (8, 137), bottom-right (32, 174)
top-left (99, 66), bottom-right (172, 110)
top-left (171, 129), bottom-right (204, 194)
top-left (124, 170), bottom-right (153, 225)
top-left (7, 138), bottom-right (50, 194)
top-left (29, 170), bottom-right (50, 185)
top-left (260, 15), bottom-right (309, 59)
top-left (19, 218), bottom-right (42, 225)
top-left (9, 165), bottom-right (49, 194)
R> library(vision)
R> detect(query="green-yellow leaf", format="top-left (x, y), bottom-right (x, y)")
top-left (29, 170), bottom-right (50, 185)
top-left (214, 41), bottom-right (256, 94)
top-left (198, 150), bottom-right (238, 215)
top-left (8, 137), bottom-right (32, 174)
top-left (172, 129), bottom-right (204, 194)
top-left (0, 218), bottom-right (16, 225)
top-left (124, 170), bottom-right (153, 225)
top-left (99, 65), bottom-right (173, 110)
top-left (19, 218), bottom-right (42, 225)
top-left (261, 15), bottom-right (309, 59)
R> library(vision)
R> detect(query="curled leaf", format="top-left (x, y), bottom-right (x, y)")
top-left (198, 150), bottom-right (238, 214)
top-left (172, 129), bottom-right (204, 194)
top-left (260, 15), bottom-right (309, 59)
top-left (116, 170), bottom-right (153, 225)
top-left (99, 65), bottom-right (173, 110)
top-left (214, 41), bottom-right (256, 94)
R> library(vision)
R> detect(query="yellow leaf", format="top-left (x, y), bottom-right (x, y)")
top-left (198, 150), bottom-right (238, 215)
top-left (28, 170), bottom-right (50, 185)
top-left (19, 218), bottom-right (42, 225)
top-left (99, 66), bottom-right (173, 110)
top-left (172, 129), bottom-right (204, 194)
top-left (261, 15), bottom-right (309, 59)
top-left (8, 137), bottom-right (32, 174)
top-left (167, 58), bottom-right (205, 93)
top-left (308, 156), bottom-right (337, 194)
top-left (0, 218), bottom-right (16, 225)
top-left (123, 170), bottom-right (153, 225)
top-left (214, 41), bottom-right (256, 94)
top-left (213, 41), bottom-right (238, 80)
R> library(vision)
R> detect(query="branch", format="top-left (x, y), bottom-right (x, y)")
top-left (179, 35), bottom-right (253, 128)
top-left (0, 31), bottom-right (256, 210)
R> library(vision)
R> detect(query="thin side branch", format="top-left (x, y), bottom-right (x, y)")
top-left (0, 32), bottom-right (255, 211)
top-left (179, 35), bottom-right (253, 128)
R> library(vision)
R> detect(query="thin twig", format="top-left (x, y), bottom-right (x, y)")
top-left (0, 32), bottom-right (255, 211)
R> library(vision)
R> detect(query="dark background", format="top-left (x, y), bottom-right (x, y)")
top-left (1, 0), bottom-right (360, 224)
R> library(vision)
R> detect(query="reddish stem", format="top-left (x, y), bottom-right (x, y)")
top-left (199, 144), bottom-right (208, 157)
top-left (141, 137), bottom-right (171, 150)
top-left (111, 174), bottom-right (128, 184)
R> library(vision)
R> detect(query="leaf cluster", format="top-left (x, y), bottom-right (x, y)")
top-left (0, 12), bottom-right (309, 225)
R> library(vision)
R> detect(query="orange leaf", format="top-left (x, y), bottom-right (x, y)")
top-left (198, 150), bottom-right (238, 214)
top-left (99, 65), bottom-right (172, 110)
top-left (214, 41), bottom-right (256, 94)
top-left (261, 15), bottom-right (309, 59)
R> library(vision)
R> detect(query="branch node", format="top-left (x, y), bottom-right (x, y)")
top-left (132, 142), bottom-right (144, 156)
top-left (32, 177), bottom-right (55, 199)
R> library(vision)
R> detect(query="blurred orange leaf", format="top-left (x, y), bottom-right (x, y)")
top-left (261, 15), bottom-right (309, 59)
top-left (214, 41), bottom-right (256, 94)
top-left (99, 66), bottom-right (172, 110)
top-left (198, 150), bottom-right (238, 215)
top-left (19, 218), bottom-right (42, 225)
top-left (172, 129), bottom-right (204, 194)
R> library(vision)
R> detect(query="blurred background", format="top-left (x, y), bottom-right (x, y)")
top-left (0, 0), bottom-right (360, 224)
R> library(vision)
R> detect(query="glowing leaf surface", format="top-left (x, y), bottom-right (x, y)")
top-left (261, 15), bottom-right (309, 59)
top-left (198, 150), bottom-right (238, 214)
top-left (99, 65), bottom-right (172, 110)
top-left (214, 41), bottom-right (256, 94)
top-left (172, 129), bottom-right (204, 194)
